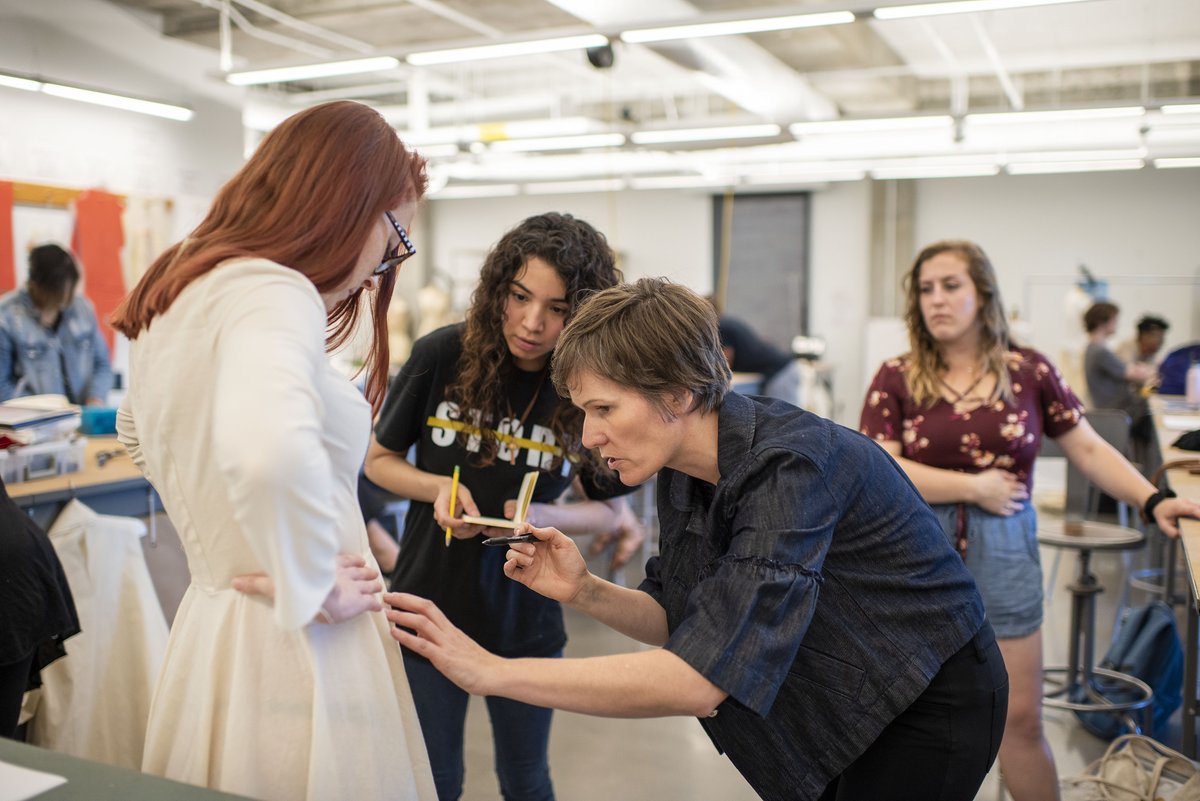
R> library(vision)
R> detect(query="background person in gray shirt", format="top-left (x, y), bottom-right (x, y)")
top-left (1084, 301), bottom-right (1158, 472)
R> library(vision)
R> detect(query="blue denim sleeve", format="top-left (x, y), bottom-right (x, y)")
top-left (661, 448), bottom-right (837, 717)
top-left (638, 555), bottom-right (665, 607)
top-left (0, 327), bottom-right (15, 401)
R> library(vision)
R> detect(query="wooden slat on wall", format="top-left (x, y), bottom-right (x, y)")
top-left (11, 182), bottom-right (126, 208)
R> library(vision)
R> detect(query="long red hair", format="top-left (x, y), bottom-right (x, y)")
top-left (111, 100), bottom-right (428, 410)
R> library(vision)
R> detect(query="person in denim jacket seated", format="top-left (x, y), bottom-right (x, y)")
top-left (386, 278), bottom-right (1010, 801)
top-left (0, 244), bottom-right (112, 405)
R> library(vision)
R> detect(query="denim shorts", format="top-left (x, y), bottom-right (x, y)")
top-left (930, 503), bottom-right (1042, 640)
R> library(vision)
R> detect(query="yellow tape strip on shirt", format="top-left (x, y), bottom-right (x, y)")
top-left (425, 416), bottom-right (579, 462)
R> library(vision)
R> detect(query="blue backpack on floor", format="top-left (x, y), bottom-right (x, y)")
top-left (1073, 601), bottom-right (1183, 740)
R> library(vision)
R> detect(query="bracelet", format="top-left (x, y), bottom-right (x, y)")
top-left (315, 606), bottom-right (334, 625)
top-left (1142, 488), bottom-right (1178, 524)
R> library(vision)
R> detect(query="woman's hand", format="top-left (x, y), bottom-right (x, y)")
top-left (971, 468), bottom-right (1029, 516)
top-left (385, 592), bottom-right (500, 694)
top-left (1152, 496), bottom-right (1200, 537)
top-left (231, 553), bottom-right (383, 625)
top-left (434, 478), bottom-right (485, 540)
top-left (502, 499), bottom-right (546, 528)
top-left (589, 504), bottom-right (647, 570)
top-left (502, 523), bottom-right (591, 604)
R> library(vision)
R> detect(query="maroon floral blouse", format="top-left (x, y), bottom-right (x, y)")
top-left (859, 348), bottom-right (1085, 492)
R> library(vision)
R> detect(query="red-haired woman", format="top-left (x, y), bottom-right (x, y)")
top-left (111, 101), bottom-right (435, 801)
top-left (364, 212), bottom-right (633, 801)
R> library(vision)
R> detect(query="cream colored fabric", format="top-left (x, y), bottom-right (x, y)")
top-left (27, 500), bottom-right (167, 769)
top-left (118, 258), bottom-right (434, 801)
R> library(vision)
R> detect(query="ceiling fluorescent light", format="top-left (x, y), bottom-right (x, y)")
top-left (630, 175), bottom-right (735, 190)
top-left (746, 170), bottom-right (866, 184)
top-left (1004, 147), bottom-right (1147, 162)
top-left (41, 82), bottom-right (193, 121)
top-left (966, 106), bottom-right (1144, 125)
top-left (407, 34), bottom-right (608, 66)
top-left (1161, 104), bottom-right (1200, 115)
top-left (0, 73), bottom-right (42, 92)
top-left (1153, 157), bottom-right (1200, 169)
top-left (871, 164), bottom-right (1000, 179)
top-left (1007, 159), bottom-right (1144, 174)
top-left (524, 178), bottom-right (625, 195)
top-left (430, 184), bottom-right (521, 199)
top-left (489, 133), bottom-right (626, 153)
top-left (414, 143), bottom-right (461, 159)
top-left (226, 56), bottom-right (400, 86)
top-left (790, 115), bottom-right (952, 135)
top-left (631, 124), bottom-right (781, 145)
top-left (621, 11), bottom-right (854, 44)
top-left (874, 0), bottom-right (1093, 21)
top-left (403, 118), bottom-right (600, 147)
top-left (488, 117), bottom-right (599, 140)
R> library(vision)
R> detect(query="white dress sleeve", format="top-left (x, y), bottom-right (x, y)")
top-left (210, 271), bottom-right (339, 631)
top-left (116, 396), bottom-right (151, 482)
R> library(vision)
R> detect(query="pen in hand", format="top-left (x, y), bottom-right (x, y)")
top-left (445, 465), bottom-right (460, 547)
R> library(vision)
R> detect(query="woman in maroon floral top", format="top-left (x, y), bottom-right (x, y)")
top-left (860, 240), bottom-right (1200, 801)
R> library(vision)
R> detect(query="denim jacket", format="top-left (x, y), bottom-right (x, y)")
top-left (0, 288), bottom-right (113, 404)
top-left (640, 393), bottom-right (985, 801)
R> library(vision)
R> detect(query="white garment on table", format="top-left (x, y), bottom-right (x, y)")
top-left (117, 259), bottom-right (434, 801)
top-left (27, 500), bottom-right (167, 770)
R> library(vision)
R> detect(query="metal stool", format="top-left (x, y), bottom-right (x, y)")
top-left (1039, 519), bottom-right (1154, 734)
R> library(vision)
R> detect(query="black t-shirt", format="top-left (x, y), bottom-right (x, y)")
top-left (718, 316), bottom-right (791, 379)
top-left (374, 323), bottom-right (630, 658)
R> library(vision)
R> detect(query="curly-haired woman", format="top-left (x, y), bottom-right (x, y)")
top-left (365, 212), bottom-right (633, 801)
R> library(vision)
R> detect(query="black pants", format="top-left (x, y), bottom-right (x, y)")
top-left (0, 651), bottom-right (34, 739)
top-left (819, 625), bottom-right (1009, 801)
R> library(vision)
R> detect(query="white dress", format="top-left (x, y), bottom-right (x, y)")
top-left (117, 258), bottom-right (435, 801)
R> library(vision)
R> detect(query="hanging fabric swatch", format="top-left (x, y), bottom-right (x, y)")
top-left (71, 190), bottom-right (125, 352)
top-left (0, 182), bottom-right (15, 293)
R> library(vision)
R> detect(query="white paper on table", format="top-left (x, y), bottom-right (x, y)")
top-left (1163, 414), bottom-right (1200, 432)
top-left (0, 759), bottom-right (67, 800)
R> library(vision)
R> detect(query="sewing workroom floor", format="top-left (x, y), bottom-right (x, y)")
top-left (138, 496), bottom-right (1183, 801)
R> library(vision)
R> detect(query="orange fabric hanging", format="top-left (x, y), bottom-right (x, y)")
top-left (71, 190), bottom-right (125, 352)
top-left (0, 182), bottom-right (14, 293)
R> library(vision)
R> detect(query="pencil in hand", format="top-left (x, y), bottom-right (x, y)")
top-left (445, 465), bottom-right (460, 547)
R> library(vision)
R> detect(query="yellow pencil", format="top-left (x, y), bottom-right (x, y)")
top-left (445, 465), bottom-right (460, 547)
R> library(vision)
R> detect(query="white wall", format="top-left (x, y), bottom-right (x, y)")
top-left (2, 1), bottom-right (1195, 428)
top-left (0, 9), bottom-right (244, 233)
top-left (915, 170), bottom-right (1200, 361)
top-left (426, 190), bottom-right (713, 295)
top-left (426, 168), bottom-right (1199, 428)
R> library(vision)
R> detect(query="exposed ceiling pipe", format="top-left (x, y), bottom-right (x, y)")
top-left (402, 0), bottom-right (505, 38)
top-left (219, 0), bottom-right (233, 72)
top-left (186, 0), bottom-right (333, 59)
top-left (918, 20), bottom-right (968, 117)
top-left (544, 0), bottom-right (837, 121)
top-left (969, 16), bottom-right (1023, 110)
top-left (229, 0), bottom-right (375, 53)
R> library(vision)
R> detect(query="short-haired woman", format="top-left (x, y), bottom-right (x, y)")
top-left (386, 277), bottom-right (1010, 801)
top-left (112, 101), bottom-right (435, 801)
top-left (858, 240), bottom-right (1200, 801)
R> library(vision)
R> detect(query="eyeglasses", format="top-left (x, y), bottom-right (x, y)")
top-left (375, 211), bottom-right (416, 276)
